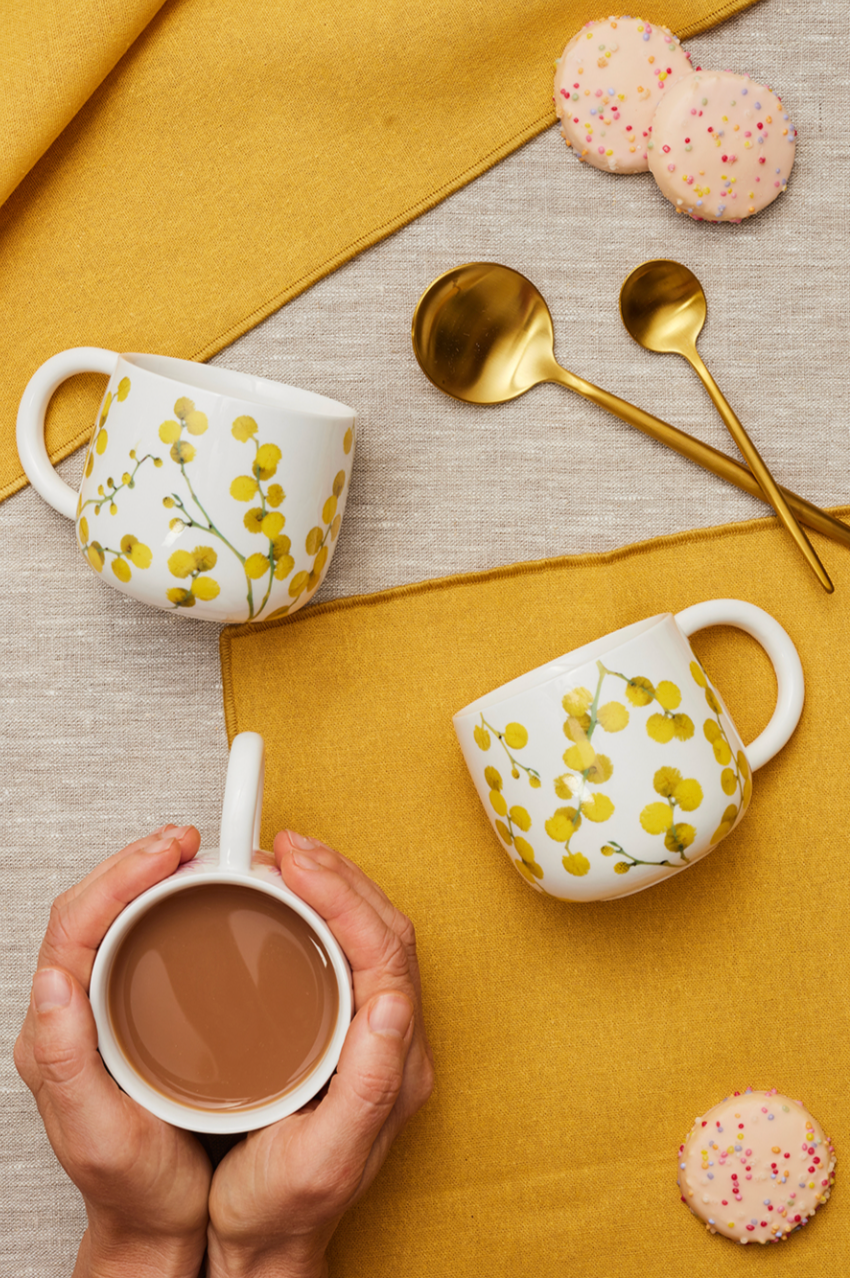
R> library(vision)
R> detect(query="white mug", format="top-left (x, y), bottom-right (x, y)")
top-left (89, 732), bottom-right (353, 1133)
top-left (17, 349), bottom-right (356, 623)
top-left (453, 600), bottom-right (804, 902)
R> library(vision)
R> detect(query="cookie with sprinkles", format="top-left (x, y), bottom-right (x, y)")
top-left (553, 15), bottom-right (693, 173)
top-left (647, 70), bottom-right (797, 222)
top-left (678, 1088), bottom-right (836, 1244)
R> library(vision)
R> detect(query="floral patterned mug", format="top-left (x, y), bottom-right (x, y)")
top-left (453, 600), bottom-right (804, 902)
top-left (17, 348), bottom-right (356, 623)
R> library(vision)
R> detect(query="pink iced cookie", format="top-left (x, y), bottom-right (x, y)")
top-left (647, 70), bottom-right (797, 222)
top-left (554, 16), bottom-right (693, 173)
top-left (678, 1089), bottom-right (836, 1245)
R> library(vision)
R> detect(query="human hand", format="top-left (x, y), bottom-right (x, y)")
top-left (14, 826), bottom-right (212, 1278)
top-left (206, 831), bottom-right (435, 1278)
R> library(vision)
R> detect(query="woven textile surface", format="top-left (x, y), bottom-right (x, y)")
top-left (0, 0), bottom-right (756, 500)
top-left (1, 0), bottom-right (849, 1272)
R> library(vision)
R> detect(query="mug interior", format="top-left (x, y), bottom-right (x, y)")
top-left (91, 867), bottom-right (352, 1133)
top-left (123, 353), bottom-right (354, 419)
top-left (454, 614), bottom-right (666, 718)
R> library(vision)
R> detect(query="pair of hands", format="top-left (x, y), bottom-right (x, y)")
top-left (14, 826), bottom-right (434, 1278)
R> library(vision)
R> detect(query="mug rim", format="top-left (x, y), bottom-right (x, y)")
top-left (453, 612), bottom-right (671, 720)
top-left (89, 863), bottom-right (353, 1134)
top-left (121, 353), bottom-right (356, 421)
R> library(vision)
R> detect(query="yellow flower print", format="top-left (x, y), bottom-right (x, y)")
top-left (168, 549), bottom-right (197, 578)
top-left (166, 545), bottom-right (220, 607)
top-left (191, 576), bottom-right (220, 601)
top-left (596, 701), bottom-right (629, 732)
top-left (231, 475), bottom-right (259, 501)
top-left (288, 570), bottom-right (310, 598)
top-left (255, 443), bottom-right (282, 480)
top-left (171, 440), bottom-right (196, 465)
top-left (546, 808), bottom-right (578, 842)
top-left (159, 420), bottom-right (181, 443)
top-left (343, 426), bottom-right (354, 455)
top-left (624, 675), bottom-right (654, 706)
top-left (323, 495), bottom-right (338, 524)
top-left (331, 514), bottom-right (342, 541)
top-left (80, 541), bottom-right (100, 571)
top-left (693, 659), bottom-right (752, 834)
top-left (640, 802), bottom-right (673, 835)
top-left (244, 507), bottom-right (265, 533)
top-left (562, 686), bottom-right (592, 728)
top-left (261, 512), bottom-right (285, 538)
top-left (245, 553), bottom-right (270, 579)
top-left (475, 715), bottom-right (540, 785)
top-left (654, 680), bottom-right (681, 710)
top-left (81, 527), bottom-right (152, 583)
top-left (580, 793), bottom-right (614, 822)
top-left (710, 803), bottom-right (739, 844)
top-left (509, 805), bottom-right (532, 832)
top-left (96, 430), bottom-right (109, 455)
top-left (120, 535), bottom-right (152, 569)
top-left (231, 415), bottom-right (258, 442)
top-left (554, 773), bottom-right (580, 800)
top-left (79, 517), bottom-right (89, 544)
top-left (664, 823), bottom-right (695, 855)
top-left (185, 411), bottom-right (208, 436)
top-left (305, 527), bottom-right (323, 556)
top-left (690, 660), bottom-right (707, 688)
top-left (481, 759), bottom-right (544, 885)
top-left (267, 484), bottom-right (284, 508)
top-left (562, 851), bottom-right (590, 877)
top-left (332, 469), bottom-right (345, 497)
top-left (116, 377), bottom-right (131, 402)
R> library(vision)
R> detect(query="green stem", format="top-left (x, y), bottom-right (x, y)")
top-left (607, 839), bottom-right (674, 869)
top-left (480, 716), bottom-right (541, 783)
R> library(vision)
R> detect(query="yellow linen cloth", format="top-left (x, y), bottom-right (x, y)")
top-left (0, 0), bottom-right (758, 502)
top-left (221, 512), bottom-right (847, 1277)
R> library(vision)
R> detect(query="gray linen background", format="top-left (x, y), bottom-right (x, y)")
top-left (1, 0), bottom-right (848, 1270)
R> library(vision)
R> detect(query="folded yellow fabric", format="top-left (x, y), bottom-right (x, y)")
top-left (0, 0), bottom-right (758, 502)
top-left (0, 0), bottom-right (166, 206)
top-left (221, 511), bottom-right (847, 1277)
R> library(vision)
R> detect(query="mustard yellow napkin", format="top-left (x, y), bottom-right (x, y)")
top-left (0, 0), bottom-right (759, 502)
top-left (221, 511), bottom-right (847, 1277)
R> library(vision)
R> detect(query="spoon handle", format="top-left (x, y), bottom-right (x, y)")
top-left (686, 348), bottom-right (832, 593)
top-left (552, 365), bottom-right (850, 554)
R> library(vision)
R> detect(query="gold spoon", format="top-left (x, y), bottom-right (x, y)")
top-left (620, 259), bottom-right (833, 593)
top-left (411, 262), bottom-right (850, 556)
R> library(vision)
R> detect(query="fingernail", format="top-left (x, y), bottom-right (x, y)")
top-left (291, 850), bottom-right (322, 871)
top-left (288, 830), bottom-right (319, 851)
top-left (369, 995), bottom-right (413, 1039)
top-left (171, 825), bottom-right (191, 840)
top-left (144, 837), bottom-right (175, 854)
top-left (33, 969), bottom-right (72, 1013)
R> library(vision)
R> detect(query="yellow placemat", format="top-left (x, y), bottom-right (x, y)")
top-left (0, 0), bottom-right (759, 503)
top-left (221, 512), bottom-right (848, 1277)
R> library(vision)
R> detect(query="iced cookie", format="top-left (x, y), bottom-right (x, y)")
top-left (554, 16), bottom-right (693, 173)
top-left (678, 1088), bottom-right (836, 1244)
top-left (647, 70), bottom-right (797, 222)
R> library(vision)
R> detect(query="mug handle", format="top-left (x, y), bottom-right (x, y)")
top-left (675, 599), bottom-right (804, 772)
top-left (16, 347), bottom-right (118, 520)
top-left (219, 732), bottom-right (266, 871)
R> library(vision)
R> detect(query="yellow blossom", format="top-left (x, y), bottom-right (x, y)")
top-left (231, 415), bottom-right (258, 441)
top-left (563, 851), bottom-right (590, 877)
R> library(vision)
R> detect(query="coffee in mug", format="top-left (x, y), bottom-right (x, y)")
top-left (107, 883), bottom-right (339, 1111)
top-left (90, 732), bottom-right (352, 1132)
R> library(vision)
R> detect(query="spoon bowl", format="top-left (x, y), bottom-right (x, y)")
top-left (411, 262), bottom-right (559, 403)
top-left (410, 261), bottom-right (850, 557)
top-left (619, 259), bottom-right (707, 356)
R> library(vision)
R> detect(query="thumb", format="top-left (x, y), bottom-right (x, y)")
top-left (300, 993), bottom-right (413, 1195)
top-left (29, 969), bottom-right (126, 1161)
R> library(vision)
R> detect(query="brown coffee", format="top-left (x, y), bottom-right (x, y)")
top-left (107, 882), bottom-right (339, 1111)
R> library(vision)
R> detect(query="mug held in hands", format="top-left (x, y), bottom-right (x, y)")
top-left (453, 600), bottom-right (803, 902)
top-left (16, 349), bottom-right (356, 623)
top-left (89, 733), bottom-right (353, 1133)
